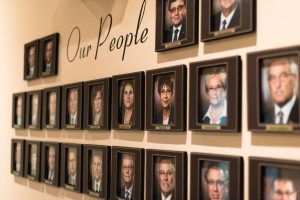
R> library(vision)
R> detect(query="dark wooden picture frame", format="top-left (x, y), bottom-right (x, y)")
top-left (24, 39), bottom-right (39, 80)
top-left (39, 33), bottom-right (59, 77)
top-left (84, 78), bottom-right (111, 131)
top-left (146, 149), bottom-right (187, 200)
top-left (12, 92), bottom-right (26, 129)
top-left (41, 142), bottom-right (60, 187)
top-left (155, 0), bottom-right (198, 51)
top-left (62, 82), bottom-right (83, 130)
top-left (146, 65), bottom-right (186, 131)
top-left (190, 153), bottom-right (243, 200)
top-left (61, 143), bottom-right (83, 193)
top-left (26, 90), bottom-right (42, 130)
top-left (42, 86), bottom-right (61, 129)
top-left (189, 56), bottom-right (241, 132)
top-left (201, 0), bottom-right (256, 41)
top-left (249, 157), bottom-right (300, 200)
top-left (110, 147), bottom-right (144, 200)
top-left (25, 140), bottom-right (41, 182)
top-left (112, 72), bottom-right (144, 131)
top-left (11, 139), bottom-right (25, 177)
top-left (248, 45), bottom-right (300, 133)
top-left (83, 145), bottom-right (110, 199)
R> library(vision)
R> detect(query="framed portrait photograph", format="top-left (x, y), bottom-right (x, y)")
top-left (146, 149), bottom-right (187, 200)
top-left (24, 39), bottom-right (39, 80)
top-left (155, 0), bottom-right (198, 51)
top-left (146, 65), bottom-right (186, 131)
top-left (12, 92), bottom-right (26, 129)
top-left (61, 143), bottom-right (83, 193)
top-left (39, 33), bottom-right (59, 77)
top-left (189, 56), bottom-right (241, 132)
top-left (110, 147), bottom-right (144, 200)
top-left (25, 141), bottom-right (41, 182)
top-left (41, 142), bottom-right (60, 187)
top-left (11, 139), bottom-right (25, 177)
top-left (83, 145), bottom-right (110, 198)
top-left (201, 0), bottom-right (255, 41)
top-left (250, 157), bottom-right (300, 200)
top-left (112, 72), bottom-right (144, 131)
top-left (83, 78), bottom-right (111, 131)
top-left (190, 153), bottom-right (243, 200)
top-left (42, 86), bottom-right (61, 129)
top-left (62, 82), bottom-right (83, 130)
top-left (26, 90), bottom-right (42, 129)
top-left (248, 45), bottom-right (300, 133)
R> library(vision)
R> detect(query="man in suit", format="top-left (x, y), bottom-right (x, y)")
top-left (90, 151), bottom-right (102, 193)
top-left (30, 145), bottom-right (37, 176)
top-left (16, 97), bottom-right (23, 126)
top-left (47, 146), bottom-right (56, 181)
top-left (91, 86), bottom-right (104, 126)
top-left (271, 177), bottom-right (297, 200)
top-left (164, 0), bottom-right (187, 43)
top-left (15, 142), bottom-right (21, 172)
top-left (68, 89), bottom-right (78, 125)
top-left (44, 40), bottom-right (53, 74)
top-left (119, 153), bottom-right (135, 200)
top-left (211, 0), bottom-right (240, 32)
top-left (68, 148), bottom-right (77, 186)
top-left (48, 92), bottom-right (56, 125)
top-left (31, 94), bottom-right (39, 126)
top-left (262, 57), bottom-right (299, 124)
top-left (205, 164), bottom-right (228, 200)
top-left (156, 157), bottom-right (176, 200)
top-left (27, 46), bottom-right (36, 77)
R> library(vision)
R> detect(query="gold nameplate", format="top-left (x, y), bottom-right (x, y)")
top-left (155, 125), bottom-right (171, 130)
top-left (41, 72), bottom-right (50, 76)
top-left (119, 124), bottom-right (132, 129)
top-left (201, 125), bottom-right (221, 130)
top-left (66, 125), bottom-right (76, 129)
top-left (14, 125), bottom-right (21, 128)
top-left (165, 41), bottom-right (181, 48)
top-left (89, 125), bottom-right (100, 129)
top-left (46, 125), bottom-right (55, 129)
top-left (45, 180), bottom-right (53, 185)
top-left (13, 171), bottom-right (20, 176)
top-left (29, 125), bottom-right (36, 129)
top-left (266, 125), bottom-right (293, 132)
top-left (65, 185), bottom-right (75, 190)
top-left (28, 176), bottom-right (35, 180)
top-left (89, 191), bottom-right (100, 197)
top-left (214, 28), bottom-right (236, 36)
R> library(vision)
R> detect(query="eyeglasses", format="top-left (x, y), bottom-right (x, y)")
top-left (122, 165), bottom-right (134, 171)
top-left (274, 190), bottom-right (296, 197)
top-left (159, 170), bottom-right (174, 177)
top-left (169, 4), bottom-right (186, 14)
top-left (268, 72), bottom-right (295, 83)
top-left (207, 180), bottom-right (227, 187)
top-left (160, 89), bottom-right (172, 96)
top-left (207, 85), bottom-right (224, 93)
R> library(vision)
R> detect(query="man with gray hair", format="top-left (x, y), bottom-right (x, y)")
top-left (263, 57), bottom-right (299, 124)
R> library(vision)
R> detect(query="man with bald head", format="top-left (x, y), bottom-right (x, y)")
top-left (262, 57), bottom-right (299, 124)
top-left (211, 0), bottom-right (240, 32)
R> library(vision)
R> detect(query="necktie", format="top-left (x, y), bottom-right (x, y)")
top-left (173, 29), bottom-right (179, 41)
top-left (125, 191), bottom-right (130, 200)
top-left (278, 111), bottom-right (284, 124)
top-left (222, 20), bottom-right (227, 30)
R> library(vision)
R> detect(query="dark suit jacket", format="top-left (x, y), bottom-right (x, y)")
top-left (118, 109), bottom-right (135, 125)
top-left (211, 3), bottom-right (240, 32)
top-left (118, 185), bottom-right (135, 200)
top-left (155, 192), bottom-right (175, 200)
top-left (262, 99), bottom-right (299, 124)
top-left (153, 107), bottom-right (175, 125)
top-left (164, 21), bottom-right (186, 43)
top-left (92, 112), bottom-right (104, 126)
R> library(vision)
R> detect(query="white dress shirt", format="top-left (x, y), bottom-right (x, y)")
top-left (274, 95), bottom-right (297, 124)
top-left (48, 170), bottom-right (55, 181)
top-left (161, 193), bottom-right (172, 200)
top-left (29, 66), bottom-right (35, 76)
top-left (69, 113), bottom-right (77, 125)
top-left (94, 180), bottom-right (101, 192)
top-left (125, 185), bottom-right (133, 199)
top-left (49, 115), bottom-right (55, 125)
top-left (31, 115), bottom-right (37, 126)
top-left (46, 63), bottom-right (52, 73)
top-left (219, 5), bottom-right (238, 30)
top-left (172, 24), bottom-right (182, 42)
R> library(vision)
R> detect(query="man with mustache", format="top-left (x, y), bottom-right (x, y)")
top-left (156, 157), bottom-right (175, 200)
top-left (262, 57), bottom-right (299, 124)
top-left (119, 153), bottom-right (135, 200)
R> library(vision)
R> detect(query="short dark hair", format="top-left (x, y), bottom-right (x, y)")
top-left (157, 75), bottom-right (174, 94)
top-left (168, 0), bottom-right (186, 11)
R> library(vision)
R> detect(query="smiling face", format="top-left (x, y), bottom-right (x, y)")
top-left (160, 84), bottom-right (173, 109)
top-left (93, 91), bottom-right (102, 114)
top-left (158, 159), bottom-right (175, 197)
top-left (206, 74), bottom-right (226, 107)
top-left (45, 40), bottom-right (53, 63)
top-left (91, 154), bottom-right (102, 182)
top-left (48, 146), bottom-right (56, 171)
top-left (121, 154), bottom-right (134, 187)
top-left (68, 89), bottom-right (78, 115)
top-left (168, 0), bottom-right (186, 27)
top-left (123, 83), bottom-right (134, 109)
top-left (206, 167), bottom-right (227, 200)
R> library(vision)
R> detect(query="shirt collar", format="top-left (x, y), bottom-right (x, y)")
top-left (203, 99), bottom-right (227, 124)
top-left (274, 95), bottom-right (297, 124)
top-left (220, 4), bottom-right (238, 29)
top-left (161, 193), bottom-right (172, 200)
top-left (172, 24), bottom-right (182, 33)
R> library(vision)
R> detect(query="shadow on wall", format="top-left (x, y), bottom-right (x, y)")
top-left (147, 131), bottom-right (187, 144)
top-left (191, 132), bottom-right (242, 148)
top-left (53, 0), bottom-right (129, 43)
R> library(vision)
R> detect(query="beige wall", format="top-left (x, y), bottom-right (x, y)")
top-left (2, 0), bottom-right (300, 199)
